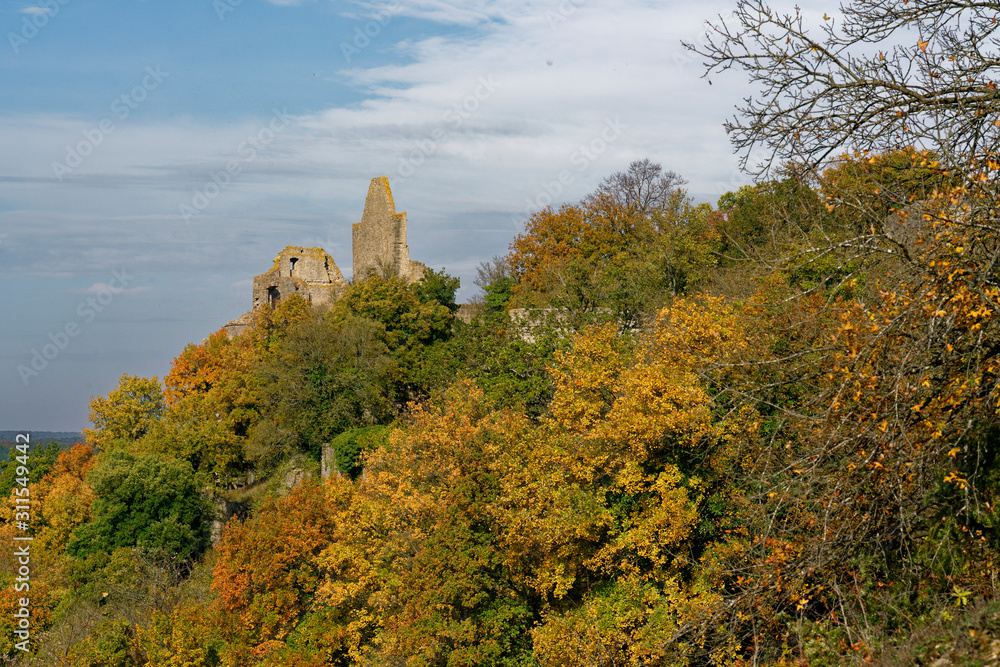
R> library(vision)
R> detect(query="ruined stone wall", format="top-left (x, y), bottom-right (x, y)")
top-left (455, 302), bottom-right (483, 324)
top-left (251, 246), bottom-right (347, 311)
top-left (353, 177), bottom-right (426, 283)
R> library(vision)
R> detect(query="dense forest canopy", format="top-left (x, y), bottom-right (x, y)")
top-left (5, 0), bottom-right (1000, 664)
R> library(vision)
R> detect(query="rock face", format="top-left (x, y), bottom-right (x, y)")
top-left (321, 442), bottom-right (337, 479)
top-left (210, 496), bottom-right (248, 546)
top-left (352, 176), bottom-right (427, 283)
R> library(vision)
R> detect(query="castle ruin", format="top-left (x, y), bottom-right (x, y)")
top-left (252, 246), bottom-right (347, 311)
top-left (224, 177), bottom-right (427, 337)
top-left (353, 177), bottom-right (427, 282)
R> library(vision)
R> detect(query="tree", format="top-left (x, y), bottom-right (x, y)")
top-left (683, 13), bottom-right (1000, 651)
top-left (256, 313), bottom-right (394, 461)
top-left (688, 0), bottom-right (1000, 177)
top-left (504, 169), bottom-right (719, 328)
top-left (333, 272), bottom-right (454, 403)
top-left (156, 297), bottom-right (316, 482)
top-left (474, 255), bottom-right (512, 291)
top-left (33, 443), bottom-right (97, 555)
top-left (330, 424), bottom-right (391, 477)
top-left (84, 375), bottom-right (166, 452)
top-left (67, 451), bottom-right (211, 562)
top-left (0, 440), bottom-right (62, 502)
top-left (587, 157), bottom-right (687, 221)
top-left (212, 480), bottom-right (336, 661)
top-left (412, 267), bottom-right (461, 315)
top-left (716, 175), bottom-right (825, 256)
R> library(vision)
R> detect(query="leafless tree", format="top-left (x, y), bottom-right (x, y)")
top-left (588, 158), bottom-right (687, 215)
top-left (686, 0), bottom-right (1000, 178)
top-left (474, 254), bottom-right (512, 289)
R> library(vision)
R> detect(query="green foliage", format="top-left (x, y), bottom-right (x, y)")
top-left (255, 313), bottom-right (393, 460)
top-left (716, 176), bottom-right (825, 259)
top-left (334, 271), bottom-right (456, 402)
top-left (413, 266), bottom-right (461, 314)
top-left (0, 440), bottom-right (62, 500)
top-left (445, 313), bottom-right (567, 417)
top-left (337, 272), bottom-right (453, 350)
top-left (331, 424), bottom-right (390, 477)
top-left (484, 276), bottom-right (515, 311)
top-left (67, 451), bottom-right (211, 562)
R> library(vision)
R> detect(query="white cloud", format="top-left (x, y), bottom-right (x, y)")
top-left (0, 0), bottom-right (754, 286)
top-left (19, 6), bottom-right (52, 15)
top-left (77, 283), bottom-right (152, 297)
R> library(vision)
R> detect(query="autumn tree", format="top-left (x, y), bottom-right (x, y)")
top-left (677, 5), bottom-right (1000, 655)
top-left (133, 295), bottom-right (320, 484)
top-left (83, 375), bottom-right (166, 452)
top-left (32, 442), bottom-right (98, 555)
top-left (689, 0), bottom-right (1000, 296)
top-left (505, 161), bottom-right (719, 329)
top-left (212, 479), bottom-right (337, 663)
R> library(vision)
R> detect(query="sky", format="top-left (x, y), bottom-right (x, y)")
top-left (0, 0), bottom-right (783, 432)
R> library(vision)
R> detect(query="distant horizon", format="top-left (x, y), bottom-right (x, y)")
top-left (0, 431), bottom-right (84, 443)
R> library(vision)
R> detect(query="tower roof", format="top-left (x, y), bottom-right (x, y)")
top-left (361, 176), bottom-right (398, 225)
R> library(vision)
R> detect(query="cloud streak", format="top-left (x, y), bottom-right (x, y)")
top-left (0, 0), bottom-right (768, 429)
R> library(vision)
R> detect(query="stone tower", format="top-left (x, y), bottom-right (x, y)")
top-left (352, 177), bottom-right (426, 282)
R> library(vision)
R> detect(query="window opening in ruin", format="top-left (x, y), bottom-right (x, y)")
top-left (268, 286), bottom-right (280, 307)
top-left (289, 257), bottom-right (298, 276)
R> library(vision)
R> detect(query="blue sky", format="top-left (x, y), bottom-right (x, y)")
top-left (0, 0), bottom-right (784, 431)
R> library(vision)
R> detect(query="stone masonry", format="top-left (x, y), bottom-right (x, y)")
top-left (224, 177), bottom-right (428, 337)
top-left (353, 177), bottom-right (427, 282)
top-left (252, 246), bottom-right (347, 311)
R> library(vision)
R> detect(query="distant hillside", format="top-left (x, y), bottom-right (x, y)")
top-left (0, 431), bottom-right (84, 446)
